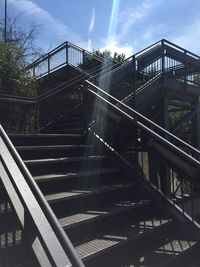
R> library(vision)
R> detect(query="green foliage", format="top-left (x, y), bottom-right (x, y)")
top-left (94, 49), bottom-right (126, 63)
top-left (144, 65), bottom-right (157, 77)
top-left (0, 17), bottom-right (41, 62)
top-left (0, 41), bottom-right (36, 96)
top-left (169, 105), bottom-right (192, 144)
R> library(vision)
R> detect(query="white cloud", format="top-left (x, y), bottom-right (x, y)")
top-left (87, 7), bottom-right (96, 51)
top-left (172, 18), bottom-right (200, 54)
top-left (7, 0), bottom-right (83, 44)
top-left (97, 0), bottom-right (163, 57)
top-left (100, 42), bottom-right (133, 58)
top-left (118, 0), bottom-right (162, 41)
top-left (88, 7), bottom-right (95, 34)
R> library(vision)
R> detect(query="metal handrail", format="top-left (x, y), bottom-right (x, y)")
top-left (1, 38), bottom-right (200, 136)
top-left (26, 38), bottom-right (200, 81)
top-left (85, 80), bottom-right (200, 235)
top-left (34, 104), bottom-right (81, 134)
top-left (85, 80), bottom-right (200, 162)
top-left (120, 73), bottom-right (162, 104)
top-left (135, 40), bottom-right (162, 58)
top-left (0, 124), bottom-right (85, 267)
top-left (27, 41), bottom-right (116, 77)
top-left (163, 39), bottom-right (200, 60)
top-left (0, 53), bottom-right (130, 104)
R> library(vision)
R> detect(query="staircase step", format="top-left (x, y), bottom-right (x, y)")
top-left (25, 155), bottom-right (108, 175)
top-left (74, 215), bottom-right (172, 262)
top-left (50, 127), bottom-right (84, 134)
top-left (45, 182), bottom-right (136, 204)
top-left (17, 144), bottom-right (94, 159)
top-left (34, 168), bottom-right (118, 183)
top-left (52, 121), bottom-right (84, 130)
top-left (10, 134), bottom-right (87, 146)
top-left (60, 199), bottom-right (152, 230)
top-left (35, 167), bottom-right (120, 194)
top-left (141, 239), bottom-right (199, 267)
top-left (24, 155), bottom-right (106, 165)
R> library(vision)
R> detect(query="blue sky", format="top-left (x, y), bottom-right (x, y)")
top-left (1, 0), bottom-right (200, 57)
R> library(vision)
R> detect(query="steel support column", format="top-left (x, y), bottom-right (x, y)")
top-left (191, 98), bottom-right (200, 150)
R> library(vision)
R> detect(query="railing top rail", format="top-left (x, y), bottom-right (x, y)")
top-left (85, 80), bottom-right (200, 164)
top-left (163, 39), bottom-right (200, 60)
top-left (27, 40), bottom-right (116, 70)
top-left (68, 42), bottom-right (116, 63)
top-left (0, 124), bottom-right (84, 267)
top-left (27, 42), bottom-right (68, 68)
top-left (27, 38), bottom-right (200, 74)
top-left (0, 52), bottom-right (127, 104)
top-left (134, 40), bottom-right (162, 58)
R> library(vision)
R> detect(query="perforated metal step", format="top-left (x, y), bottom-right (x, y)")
top-left (74, 217), bottom-right (171, 260)
top-left (34, 168), bottom-right (118, 183)
top-left (59, 199), bottom-right (151, 229)
top-left (45, 182), bottom-right (136, 204)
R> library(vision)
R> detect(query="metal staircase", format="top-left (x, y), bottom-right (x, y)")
top-left (0, 39), bottom-right (200, 266)
top-left (24, 39), bottom-right (200, 144)
top-left (8, 119), bottom-right (200, 266)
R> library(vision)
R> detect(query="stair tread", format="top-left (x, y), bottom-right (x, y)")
top-left (34, 168), bottom-right (118, 182)
top-left (24, 155), bottom-right (106, 165)
top-left (45, 182), bottom-right (135, 203)
top-left (75, 216), bottom-right (171, 259)
top-left (142, 239), bottom-right (197, 267)
top-left (59, 199), bottom-right (151, 229)
top-left (10, 134), bottom-right (85, 137)
top-left (16, 145), bottom-right (93, 150)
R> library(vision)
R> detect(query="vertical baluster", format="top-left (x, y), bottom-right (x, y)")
top-left (141, 151), bottom-right (144, 172)
top-left (48, 53), bottom-right (50, 75)
top-left (33, 66), bottom-right (35, 77)
top-left (71, 47), bottom-right (73, 65)
top-left (66, 42), bottom-right (68, 64)
top-left (172, 170), bottom-right (175, 203)
top-left (190, 182), bottom-right (194, 222)
top-left (5, 199), bottom-right (8, 250)
top-left (181, 179), bottom-right (184, 214)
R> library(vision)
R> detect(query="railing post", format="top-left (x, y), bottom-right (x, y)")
top-left (161, 39), bottom-right (165, 75)
top-left (33, 67), bottom-right (35, 77)
top-left (66, 42), bottom-right (69, 65)
top-left (83, 49), bottom-right (85, 65)
top-left (132, 55), bottom-right (136, 109)
top-left (184, 50), bottom-right (187, 90)
top-left (82, 83), bottom-right (89, 134)
top-left (48, 53), bottom-right (50, 75)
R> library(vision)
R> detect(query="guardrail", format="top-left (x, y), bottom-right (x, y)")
top-left (0, 124), bottom-right (85, 267)
top-left (26, 38), bottom-right (200, 80)
top-left (85, 80), bottom-right (200, 231)
top-left (1, 38), bottom-right (200, 135)
top-left (27, 41), bottom-right (115, 78)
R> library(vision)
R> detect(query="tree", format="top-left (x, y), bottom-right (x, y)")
top-left (0, 41), bottom-right (36, 96)
top-left (0, 16), bottom-right (41, 61)
top-left (94, 49), bottom-right (126, 63)
top-left (0, 16), bottom-right (42, 96)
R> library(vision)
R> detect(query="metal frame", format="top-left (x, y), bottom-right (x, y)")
top-left (84, 80), bottom-right (200, 233)
top-left (0, 38), bottom-right (200, 263)
top-left (0, 125), bottom-right (85, 267)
